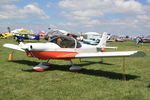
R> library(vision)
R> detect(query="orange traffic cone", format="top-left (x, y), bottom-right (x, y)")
top-left (8, 53), bottom-right (13, 62)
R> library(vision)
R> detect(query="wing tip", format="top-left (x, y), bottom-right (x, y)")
top-left (3, 43), bottom-right (24, 52)
top-left (131, 51), bottom-right (146, 57)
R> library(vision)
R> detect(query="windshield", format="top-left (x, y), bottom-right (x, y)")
top-left (49, 35), bottom-right (81, 48)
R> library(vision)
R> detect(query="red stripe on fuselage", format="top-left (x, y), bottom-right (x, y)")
top-left (30, 51), bottom-right (78, 60)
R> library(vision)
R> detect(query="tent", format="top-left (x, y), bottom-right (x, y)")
top-left (18, 29), bottom-right (32, 34)
top-left (38, 31), bottom-right (45, 34)
top-left (11, 28), bottom-right (32, 34)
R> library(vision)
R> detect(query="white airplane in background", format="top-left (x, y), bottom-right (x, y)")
top-left (3, 33), bottom-right (145, 72)
top-left (81, 32), bottom-right (117, 50)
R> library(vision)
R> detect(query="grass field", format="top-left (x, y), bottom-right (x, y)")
top-left (0, 38), bottom-right (150, 100)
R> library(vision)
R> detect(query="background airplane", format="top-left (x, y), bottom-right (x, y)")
top-left (0, 33), bottom-right (13, 39)
top-left (82, 39), bottom-right (99, 45)
top-left (14, 34), bottom-right (40, 42)
top-left (81, 32), bottom-right (118, 49)
top-left (81, 32), bottom-right (106, 45)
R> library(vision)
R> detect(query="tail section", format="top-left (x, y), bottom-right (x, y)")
top-left (31, 35), bottom-right (40, 40)
top-left (96, 32), bottom-right (108, 48)
top-left (34, 35), bottom-right (40, 40)
top-left (96, 32), bottom-right (118, 49)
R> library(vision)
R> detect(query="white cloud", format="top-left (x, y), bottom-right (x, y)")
top-left (72, 10), bottom-right (103, 18)
top-left (0, 5), bottom-right (26, 19)
top-left (0, 0), bottom-right (21, 4)
top-left (0, 0), bottom-right (21, 6)
top-left (1, 4), bottom-right (17, 9)
top-left (114, 0), bottom-right (143, 13)
top-left (137, 15), bottom-right (150, 20)
top-left (61, 10), bottom-right (103, 21)
top-left (0, 4), bottom-right (49, 19)
top-left (59, 0), bottom-right (144, 20)
top-left (46, 2), bottom-right (57, 8)
top-left (0, 22), bottom-right (52, 33)
top-left (23, 4), bottom-right (49, 19)
top-left (147, 0), bottom-right (150, 3)
top-left (55, 0), bottom-right (150, 35)
top-left (57, 0), bottom-right (146, 32)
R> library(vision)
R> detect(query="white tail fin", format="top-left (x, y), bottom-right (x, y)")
top-left (96, 32), bottom-right (108, 48)
top-left (96, 32), bottom-right (118, 49)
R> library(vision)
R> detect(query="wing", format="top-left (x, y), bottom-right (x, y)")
top-left (75, 51), bottom-right (146, 58)
top-left (3, 44), bottom-right (24, 52)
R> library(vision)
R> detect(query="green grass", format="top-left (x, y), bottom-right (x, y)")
top-left (0, 39), bottom-right (150, 100)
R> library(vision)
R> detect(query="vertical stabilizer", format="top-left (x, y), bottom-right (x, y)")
top-left (96, 32), bottom-right (108, 48)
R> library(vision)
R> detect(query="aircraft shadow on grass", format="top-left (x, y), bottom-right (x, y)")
top-left (148, 84), bottom-right (150, 88)
top-left (81, 60), bottom-right (114, 65)
top-left (12, 60), bottom-right (39, 66)
top-left (12, 60), bottom-right (139, 80)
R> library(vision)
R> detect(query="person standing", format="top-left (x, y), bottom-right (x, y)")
top-left (139, 37), bottom-right (144, 47)
top-left (136, 37), bottom-right (140, 47)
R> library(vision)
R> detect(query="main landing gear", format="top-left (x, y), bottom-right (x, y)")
top-left (33, 59), bottom-right (50, 71)
top-left (69, 60), bottom-right (82, 72)
top-left (33, 62), bottom-right (50, 71)
top-left (33, 59), bottom-right (82, 72)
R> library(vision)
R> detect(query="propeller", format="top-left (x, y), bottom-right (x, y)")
top-left (19, 42), bottom-right (33, 57)
top-left (19, 42), bottom-right (32, 51)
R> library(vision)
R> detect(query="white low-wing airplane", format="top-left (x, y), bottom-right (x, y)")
top-left (81, 32), bottom-right (117, 49)
top-left (3, 33), bottom-right (145, 71)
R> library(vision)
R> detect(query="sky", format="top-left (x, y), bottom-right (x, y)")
top-left (0, 0), bottom-right (150, 36)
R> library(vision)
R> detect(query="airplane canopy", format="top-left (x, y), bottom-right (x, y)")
top-left (49, 35), bottom-right (81, 48)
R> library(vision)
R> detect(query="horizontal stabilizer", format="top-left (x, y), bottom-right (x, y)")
top-left (99, 46), bottom-right (118, 49)
top-left (3, 44), bottom-right (24, 51)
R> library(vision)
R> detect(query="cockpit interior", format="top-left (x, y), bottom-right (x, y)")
top-left (49, 35), bottom-right (81, 48)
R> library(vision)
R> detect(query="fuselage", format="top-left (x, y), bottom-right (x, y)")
top-left (22, 42), bottom-right (98, 60)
